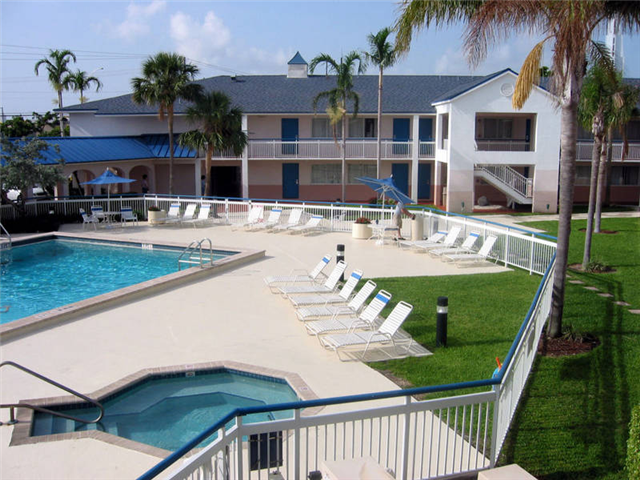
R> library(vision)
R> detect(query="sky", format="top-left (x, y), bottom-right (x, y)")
top-left (2, 0), bottom-right (640, 118)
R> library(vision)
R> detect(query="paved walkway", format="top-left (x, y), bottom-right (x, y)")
top-left (0, 222), bottom-right (509, 479)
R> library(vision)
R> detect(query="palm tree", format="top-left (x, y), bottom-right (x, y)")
top-left (66, 69), bottom-right (103, 104)
top-left (131, 52), bottom-right (202, 194)
top-left (178, 91), bottom-right (248, 197)
top-left (309, 52), bottom-right (366, 202)
top-left (395, 0), bottom-right (640, 338)
top-left (365, 27), bottom-right (397, 180)
top-left (34, 49), bottom-right (76, 137)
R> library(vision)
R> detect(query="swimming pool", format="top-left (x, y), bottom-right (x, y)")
top-left (0, 238), bottom-right (234, 324)
top-left (31, 369), bottom-right (300, 451)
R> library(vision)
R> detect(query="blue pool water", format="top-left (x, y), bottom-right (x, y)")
top-left (0, 239), bottom-right (232, 324)
top-left (31, 370), bottom-right (299, 451)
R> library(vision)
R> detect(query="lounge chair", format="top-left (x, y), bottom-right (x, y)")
top-left (264, 254), bottom-right (331, 291)
top-left (162, 203), bottom-right (183, 224)
top-left (444, 235), bottom-right (498, 265)
top-left (398, 231), bottom-right (445, 250)
top-left (120, 207), bottom-right (138, 226)
top-left (184, 204), bottom-right (212, 228)
top-left (289, 269), bottom-right (363, 307)
top-left (304, 290), bottom-right (392, 336)
top-left (288, 215), bottom-right (324, 235)
top-left (248, 208), bottom-right (282, 231)
top-left (278, 260), bottom-right (347, 296)
top-left (79, 208), bottom-right (98, 230)
top-left (318, 301), bottom-right (414, 361)
top-left (295, 280), bottom-right (376, 322)
top-left (271, 208), bottom-right (303, 232)
top-left (430, 232), bottom-right (479, 257)
top-left (407, 226), bottom-right (461, 252)
top-left (232, 205), bottom-right (263, 230)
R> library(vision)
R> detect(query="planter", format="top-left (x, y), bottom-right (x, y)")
top-left (352, 223), bottom-right (372, 239)
top-left (148, 210), bottom-right (166, 225)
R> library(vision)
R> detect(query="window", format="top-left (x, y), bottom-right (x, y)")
top-left (348, 118), bottom-right (376, 138)
top-left (311, 164), bottom-right (341, 184)
top-left (610, 166), bottom-right (640, 186)
top-left (575, 166), bottom-right (591, 185)
top-left (348, 164), bottom-right (376, 183)
top-left (483, 119), bottom-right (513, 139)
top-left (312, 118), bottom-right (341, 138)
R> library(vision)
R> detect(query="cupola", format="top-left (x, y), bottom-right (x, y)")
top-left (287, 51), bottom-right (308, 78)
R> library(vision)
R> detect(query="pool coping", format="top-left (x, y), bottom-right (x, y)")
top-left (9, 360), bottom-right (322, 458)
top-left (0, 232), bottom-right (265, 342)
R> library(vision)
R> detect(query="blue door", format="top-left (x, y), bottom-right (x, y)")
top-left (392, 163), bottom-right (409, 196)
top-left (282, 163), bottom-right (299, 199)
top-left (525, 119), bottom-right (531, 152)
top-left (419, 118), bottom-right (433, 155)
top-left (418, 163), bottom-right (432, 200)
top-left (281, 119), bottom-right (299, 155)
top-left (393, 118), bottom-right (410, 155)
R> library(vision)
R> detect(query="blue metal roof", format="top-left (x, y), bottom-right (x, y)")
top-left (0, 135), bottom-right (196, 165)
top-left (288, 51), bottom-right (308, 65)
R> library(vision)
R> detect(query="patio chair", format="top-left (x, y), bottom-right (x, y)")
top-left (407, 226), bottom-right (461, 252)
top-left (305, 290), bottom-right (392, 336)
top-left (120, 207), bottom-right (138, 226)
top-left (90, 205), bottom-right (107, 224)
top-left (184, 204), bottom-right (212, 228)
top-left (289, 269), bottom-right (363, 307)
top-left (271, 208), bottom-right (303, 232)
top-left (287, 215), bottom-right (324, 235)
top-left (398, 231), bottom-right (445, 250)
top-left (278, 260), bottom-right (347, 296)
top-left (232, 205), bottom-right (263, 230)
top-left (430, 232), bottom-right (479, 257)
top-left (444, 235), bottom-right (498, 265)
top-left (264, 254), bottom-right (331, 291)
top-left (318, 301), bottom-right (414, 361)
top-left (248, 208), bottom-right (282, 231)
top-left (295, 280), bottom-right (376, 322)
top-left (79, 208), bottom-right (98, 230)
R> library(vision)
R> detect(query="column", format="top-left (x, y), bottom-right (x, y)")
top-left (241, 114), bottom-right (249, 199)
top-left (411, 115), bottom-right (420, 202)
top-left (195, 158), bottom-right (202, 196)
top-left (434, 161), bottom-right (442, 206)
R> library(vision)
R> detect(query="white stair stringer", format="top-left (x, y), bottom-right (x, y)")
top-left (474, 165), bottom-right (533, 205)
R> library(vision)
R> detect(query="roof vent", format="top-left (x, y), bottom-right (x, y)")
top-left (287, 51), bottom-right (308, 79)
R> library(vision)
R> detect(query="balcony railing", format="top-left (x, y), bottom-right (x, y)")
top-left (576, 141), bottom-right (640, 161)
top-left (211, 139), bottom-right (437, 160)
top-left (475, 139), bottom-right (532, 152)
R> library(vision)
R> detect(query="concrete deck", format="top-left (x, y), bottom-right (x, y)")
top-left (0, 222), bottom-right (509, 479)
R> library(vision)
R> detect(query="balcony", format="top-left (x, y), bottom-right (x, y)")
top-left (475, 139), bottom-right (532, 152)
top-left (577, 141), bottom-right (640, 161)
top-left (212, 139), bottom-right (437, 160)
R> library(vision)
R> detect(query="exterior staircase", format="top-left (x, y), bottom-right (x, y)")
top-left (474, 164), bottom-right (533, 206)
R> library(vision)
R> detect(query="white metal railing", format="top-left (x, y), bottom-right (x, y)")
top-left (576, 141), bottom-right (640, 161)
top-left (475, 139), bottom-right (532, 152)
top-left (247, 139), bottom-right (414, 160)
top-left (475, 165), bottom-right (534, 200)
top-left (418, 142), bottom-right (435, 158)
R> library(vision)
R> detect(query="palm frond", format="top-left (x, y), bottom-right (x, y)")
top-left (513, 40), bottom-right (545, 110)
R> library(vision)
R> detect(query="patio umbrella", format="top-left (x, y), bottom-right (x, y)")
top-left (81, 169), bottom-right (135, 211)
top-left (355, 176), bottom-right (415, 208)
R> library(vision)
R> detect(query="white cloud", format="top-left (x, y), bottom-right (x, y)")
top-left (96, 0), bottom-right (166, 42)
top-left (170, 11), bottom-right (231, 62)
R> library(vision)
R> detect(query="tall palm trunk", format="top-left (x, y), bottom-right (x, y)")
top-left (376, 66), bottom-right (383, 180)
top-left (594, 127), bottom-right (612, 232)
top-left (549, 74), bottom-right (581, 338)
top-left (205, 144), bottom-right (213, 196)
top-left (57, 89), bottom-right (65, 137)
top-left (167, 105), bottom-right (175, 195)
top-left (582, 113), bottom-right (604, 269)
top-left (341, 115), bottom-right (347, 202)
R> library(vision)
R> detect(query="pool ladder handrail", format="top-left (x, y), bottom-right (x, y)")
top-left (0, 221), bottom-right (11, 250)
top-left (0, 361), bottom-right (104, 426)
top-left (177, 238), bottom-right (214, 270)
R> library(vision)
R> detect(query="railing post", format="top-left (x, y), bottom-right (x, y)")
top-left (400, 396), bottom-right (412, 480)
top-left (236, 417), bottom-right (243, 480)
top-left (504, 230), bottom-right (510, 267)
top-left (294, 408), bottom-right (301, 480)
top-left (490, 387), bottom-right (501, 467)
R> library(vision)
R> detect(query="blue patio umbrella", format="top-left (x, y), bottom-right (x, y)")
top-left (81, 169), bottom-right (135, 210)
top-left (355, 176), bottom-right (415, 207)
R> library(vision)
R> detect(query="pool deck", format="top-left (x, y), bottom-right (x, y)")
top-left (0, 222), bottom-right (509, 479)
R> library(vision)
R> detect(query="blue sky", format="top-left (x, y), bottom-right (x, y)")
top-left (2, 0), bottom-right (640, 117)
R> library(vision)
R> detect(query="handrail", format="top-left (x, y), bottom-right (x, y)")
top-left (177, 238), bottom-right (214, 270)
top-left (0, 221), bottom-right (11, 249)
top-left (0, 361), bottom-right (104, 426)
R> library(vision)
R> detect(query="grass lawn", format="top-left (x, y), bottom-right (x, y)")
top-left (369, 216), bottom-right (639, 479)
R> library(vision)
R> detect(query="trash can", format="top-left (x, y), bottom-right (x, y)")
top-left (411, 217), bottom-right (424, 241)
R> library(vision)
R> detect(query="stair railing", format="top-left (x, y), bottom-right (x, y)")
top-left (0, 361), bottom-right (104, 426)
top-left (177, 238), bottom-right (214, 270)
top-left (475, 165), bottom-right (533, 198)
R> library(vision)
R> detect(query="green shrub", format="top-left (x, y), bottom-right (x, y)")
top-left (585, 258), bottom-right (608, 273)
top-left (628, 405), bottom-right (640, 480)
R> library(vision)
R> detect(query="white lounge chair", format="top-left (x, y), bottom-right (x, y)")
top-left (319, 301), bottom-right (414, 361)
top-left (272, 208), bottom-right (303, 232)
top-left (232, 205), bottom-right (263, 230)
top-left (79, 208), bottom-right (98, 230)
top-left (249, 208), bottom-right (282, 231)
top-left (445, 235), bottom-right (498, 265)
top-left (295, 280), bottom-right (376, 322)
top-left (305, 290), bottom-right (392, 336)
top-left (430, 232), bottom-right (479, 257)
top-left (120, 207), bottom-right (138, 226)
top-left (278, 260), bottom-right (347, 296)
top-left (288, 214), bottom-right (324, 235)
top-left (398, 231), bottom-right (445, 250)
top-left (183, 204), bottom-right (212, 228)
top-left (162, 203), bottom-right (183, 224)
top-left (264, 254), bottom-right (331, 291)
top-left (289, 269), bottom-right (363, 307)
top-left (409, 226), bottom-right (461, 252)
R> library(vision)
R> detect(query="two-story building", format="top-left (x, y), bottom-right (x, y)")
top-left (49, 53), bottom-right (638, 212)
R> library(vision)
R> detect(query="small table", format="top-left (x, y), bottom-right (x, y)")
top-left (321, 457), bottom-right (395, 480)
top-left (94, 211), bottom-right (121, 226)
top-left (369, 224), bottom-right (399, 245)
